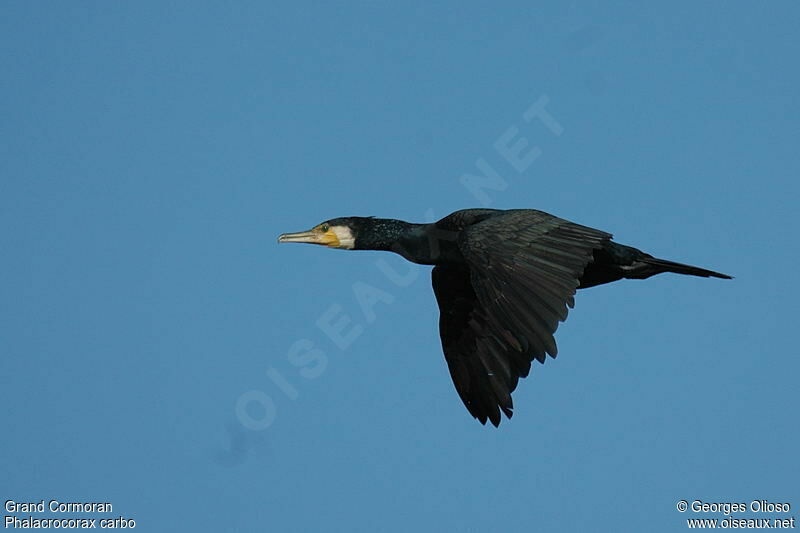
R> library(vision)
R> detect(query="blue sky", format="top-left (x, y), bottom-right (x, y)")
top-left (2, 2), bottom-right (798, 531)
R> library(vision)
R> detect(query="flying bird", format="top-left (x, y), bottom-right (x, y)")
top-left (278, 208), bottom-right (731, 426)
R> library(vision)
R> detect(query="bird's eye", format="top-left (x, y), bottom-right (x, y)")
top-left (320, 224), bottom-right (330, 232)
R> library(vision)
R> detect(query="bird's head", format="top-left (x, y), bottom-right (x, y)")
top-left (278, 216), bottom-right (417, 252)
top-left (277, 217), bottom-right (369, 250)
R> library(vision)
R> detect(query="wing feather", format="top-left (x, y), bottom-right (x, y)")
top-left (432, 210), bottom-right (611, 426)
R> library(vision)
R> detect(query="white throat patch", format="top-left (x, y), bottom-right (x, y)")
top-left (331, 226), bottom-right (355, 249)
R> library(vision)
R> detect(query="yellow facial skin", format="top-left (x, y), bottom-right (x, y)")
top-left (277, 224), bottom-right (341, 248)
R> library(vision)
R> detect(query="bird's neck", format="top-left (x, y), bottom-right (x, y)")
top-left (357, 219), bottom-right (461, 265)
top-left (356, 219), bottom-right (421, 251)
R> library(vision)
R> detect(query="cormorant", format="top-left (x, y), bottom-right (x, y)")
top-left (278, 208), bottom-right (731, 427)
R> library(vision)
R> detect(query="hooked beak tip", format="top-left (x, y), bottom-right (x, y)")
top-left (277, 233), bottom-right (297, 244)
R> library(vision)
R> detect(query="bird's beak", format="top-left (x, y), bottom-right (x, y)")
top-left (277, 228), bottom-right (341, 248)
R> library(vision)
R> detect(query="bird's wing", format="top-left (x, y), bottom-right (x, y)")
top-left (432, 264), bottom-right (519, 427)
top-left (431, 210), bottom-right (612, 426)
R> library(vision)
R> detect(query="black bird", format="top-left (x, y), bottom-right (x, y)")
top-left (278, 208), bottom-right (731, 427)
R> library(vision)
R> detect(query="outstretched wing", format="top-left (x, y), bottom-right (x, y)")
top-left (431, 210), bottom-right (612, 426)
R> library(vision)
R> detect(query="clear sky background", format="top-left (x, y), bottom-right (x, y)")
top-left (2, 3), bottom-right (798, 532)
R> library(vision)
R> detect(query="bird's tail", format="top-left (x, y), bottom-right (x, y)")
top-left (636, 256), bottom-right (732, 280)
